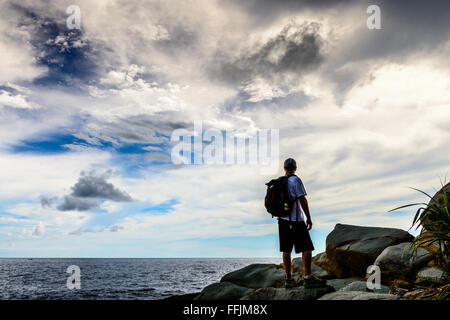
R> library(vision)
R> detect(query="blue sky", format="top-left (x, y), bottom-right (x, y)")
top-left (0, 0), bottom-right (449, 257)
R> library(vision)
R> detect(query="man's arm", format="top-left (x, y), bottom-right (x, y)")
top-left (298, 196), bottom-right (312, 230)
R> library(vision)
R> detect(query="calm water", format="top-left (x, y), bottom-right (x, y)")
top-left (0, 258), bottom-right (280, 300)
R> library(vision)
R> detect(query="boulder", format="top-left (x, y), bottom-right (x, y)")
top-left (220, 264), bottom-right (300, 289)
top-left (422, 183), bottom-right (450, 262)
top-left (340, 281), bottom-right (390, 294)
top-left (318, 291), bottom-right (401, 300)
top-left (312, 251), bottom-right (329, 265)
top-left (240, 285), bottom-right (334, 300)
top-left (325, 224), bottom-right (414, 278)
top-left (310, 252), bottom-right (338, 276)
top-left (194, 282), bottom-right (253, 300)
top-left (424, 182), bottom-right (450, 230)
top-left (291, 256), bottom-right (331, 278)
top-left (415, 267), bottom-right (450, 286)
top-left (326, 279), bottom-right (358, 291)
top-left (374, 242), bottom-right (433, 283)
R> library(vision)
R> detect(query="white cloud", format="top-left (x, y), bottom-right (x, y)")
top-left (0, 90), bottom-right (34, 109)
top-left (20, 221), bottom-right (45, 238)
top-left (0, 6), bottom-right (47, 84)
top-left (32, 221), bottom-right (45, 237)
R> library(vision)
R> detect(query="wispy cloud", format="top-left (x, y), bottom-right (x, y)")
top-left (69, 225), bottom-right (124, 236)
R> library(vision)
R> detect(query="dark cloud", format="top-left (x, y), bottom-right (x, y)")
top-left (222, 0), bottom-right (450, 107)
top-left (218, 1), bottom-right (450, 106)
top-left (56, 170), bottom-right (133, 211)
top-left (57, 195), bottom-right (99, 211)
top-left (212, 21), bottom-right (325, 86)
top-left (40, 195), bottom-right (58, 208)
top-left (301, 0), bottom-right (450, 104)
top-left (326, 1), bottom-right (450, 67)
top-left (231, 0), bottom-right (355, 10)
top-left (227, 0), bottom-right (355, 20)
top-left (70, 170), bottom-right (132, 202)
top-left (10, 3), bottom-right (104, 89)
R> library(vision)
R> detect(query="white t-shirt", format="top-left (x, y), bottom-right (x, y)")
top-left (279, 175), bottom-right (307, 222)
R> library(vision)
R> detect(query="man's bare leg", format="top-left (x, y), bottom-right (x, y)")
top-left (302, 250), bottom-right (312, 277)
top-left (282, 252), bottom-right (292, 279)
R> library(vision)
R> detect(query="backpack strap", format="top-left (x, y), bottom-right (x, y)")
top-left (287, 174), bottom-right (299, 222)
top-left (286, 174), bottom-right (295, 222)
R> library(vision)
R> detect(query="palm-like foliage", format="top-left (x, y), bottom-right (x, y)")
top-left (389, 185), bottom-right (450, 267)
top-left (438, 285), bottom-right (450, 300)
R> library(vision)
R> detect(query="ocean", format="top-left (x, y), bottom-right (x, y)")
top-left (0, 258), bottom-right (280, 300)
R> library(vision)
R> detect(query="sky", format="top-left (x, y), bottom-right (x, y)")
top-left (0, 0), bottom-right (449, 258)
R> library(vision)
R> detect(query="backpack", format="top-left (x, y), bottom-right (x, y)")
top-left (264, 175), bottom-right (296, 218)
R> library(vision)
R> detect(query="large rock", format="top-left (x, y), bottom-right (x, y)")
top-left (340, 281), bottom-right (390, 294)
top-left (325, 224), bottom-right (414, 278)
top-left (312, 252), bottom-right (328, 263)
top-left (318, 291), bottom-right (401, 300)
top-left (220, 264), bottom-right (299, 289)
top-left (240, 285), bottom-right (334, 300)
top-left (415, 267), bottom-right (450, 286)
top-left (422, 183), bottom-right (450, 261)
top-left (424, 182), bottom-right (450, 230)
top-left (194, 282), bottom-right (253, 300)
top-left (326, 279), bottom-right (358, 291)
top-left (374, 242), bottom-right (433, 283)
top-left (292, 256), bottom-right (331, 278)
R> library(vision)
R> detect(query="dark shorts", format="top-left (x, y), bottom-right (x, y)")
top-left (278, 219), bottom-right (315, 254)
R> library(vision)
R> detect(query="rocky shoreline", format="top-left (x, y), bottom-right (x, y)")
top-left (165, 223), bottom-right (449, 301)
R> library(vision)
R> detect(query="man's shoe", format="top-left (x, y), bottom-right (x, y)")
top-left (303, 275), bottom-right (327, 288)
top-left (284, 278), bottom-right (296, 289)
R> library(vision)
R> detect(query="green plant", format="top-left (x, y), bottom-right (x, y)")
top-left (438, 285), bottom-right (450, 300)
top-left (389, 184), bottom-right (450, 267)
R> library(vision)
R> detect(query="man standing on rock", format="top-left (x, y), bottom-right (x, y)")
top-left (279, 158), bottom-right (323, 288)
